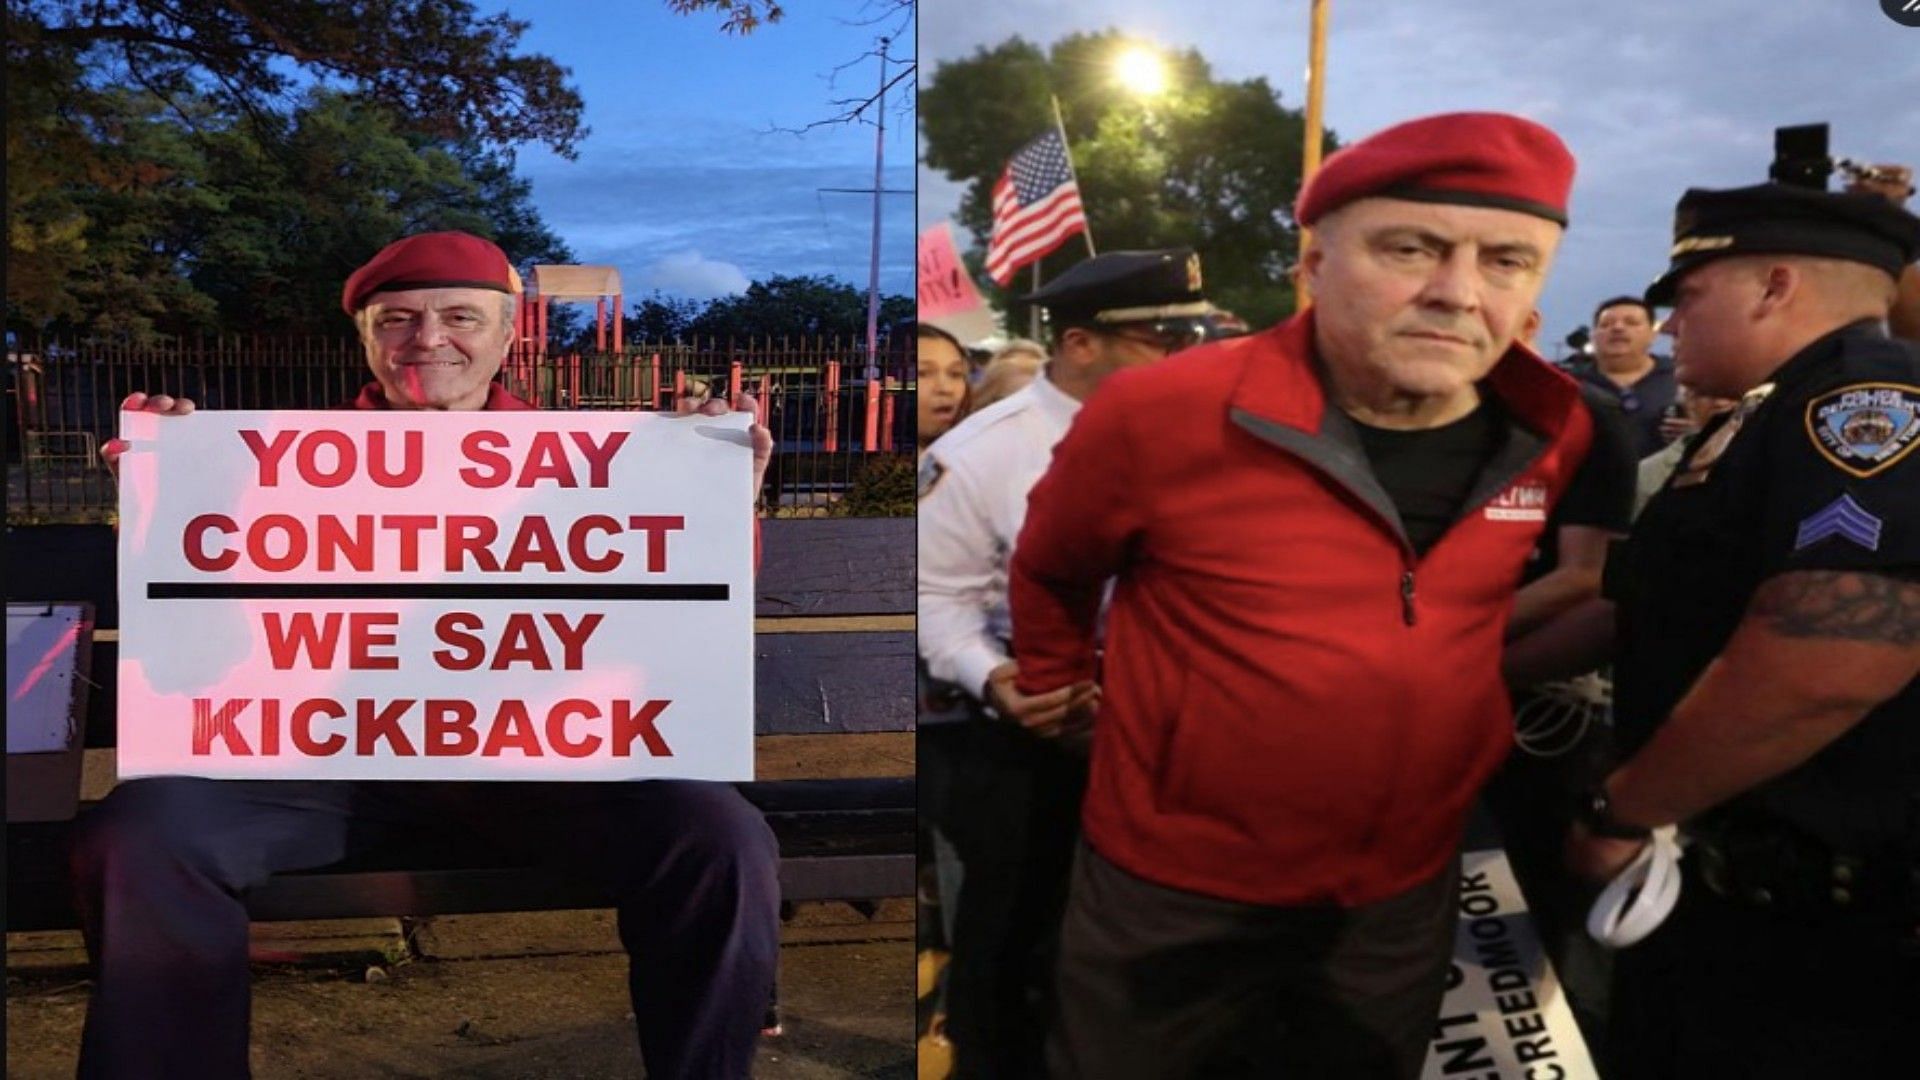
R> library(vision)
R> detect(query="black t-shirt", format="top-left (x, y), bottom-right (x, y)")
top-left (1354, 402), bottom-right (1505, 557)
top-left (1607, 322), bottom-right (1920, 849)
top-left (1524, 386), bottom-right (1638, 584)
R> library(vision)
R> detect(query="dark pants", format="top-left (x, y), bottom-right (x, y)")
top-left (1049, 844), bottom-right (1460, 1080)
top-left (918, 721), bottom-right (1088, 1080)
top-left (68, 777), bottom-right (781, 1080)
top-left (1607, 861), bottom-right (1920, 1079)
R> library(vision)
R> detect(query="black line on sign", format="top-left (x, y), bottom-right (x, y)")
top-left (146, 583), bottom-right (731, 601)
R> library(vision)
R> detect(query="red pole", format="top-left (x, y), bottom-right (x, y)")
top-left (613, 293), bottom-right (624, 354)
top-left (864, 378), bottom-right (880, 452)
top-left (537, 296), bottom-right (550, 357)
top-left (650, 353), bottom-right (661, 409)
top-left (674, 368), bottom-right (686, 409)
top-left (824, 360), bottom-right (841, 452)
top-left (881, 378), bottom-right (896, 452)
top-left (570, 353), bottom-right (581, 406)
top-left (729, 361), bottom-right (743, 403)
top-left (595, 297), bottom-right (607, 352)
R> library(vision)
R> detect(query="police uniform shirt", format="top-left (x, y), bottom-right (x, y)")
top-left (918, 371), bottom-right (1082, 704)
top-left (1610, 320), bottom-right (1920, 847)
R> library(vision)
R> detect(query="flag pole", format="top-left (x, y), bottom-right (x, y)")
top-left (1030, 263), bottom-right (1042, 339)
top-left (1051, 94), bottom-right (1095, 258)
top-left (1297, 0), bottom-right (1329, 309)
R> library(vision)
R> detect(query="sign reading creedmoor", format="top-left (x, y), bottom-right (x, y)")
top-left (116, 409), bottom-right (755, 782)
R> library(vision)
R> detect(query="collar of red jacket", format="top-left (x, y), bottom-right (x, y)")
top-left (1228, 309), bottom-right (1582, 438)
top-left (346, 381), bottom-right (539, 411)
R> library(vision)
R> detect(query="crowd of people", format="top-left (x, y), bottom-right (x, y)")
top-left (916, 111), bottom-right (1919, 1079)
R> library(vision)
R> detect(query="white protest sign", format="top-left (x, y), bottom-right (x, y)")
top-left (116, 409), bottom-right (754, 782)
top-left (1422, 849), bottom-right (1599, 1080)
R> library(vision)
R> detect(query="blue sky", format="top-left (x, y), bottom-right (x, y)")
top-left (493, 0), bottom-right (915, 303)
top-left (920, 0), bottom-right (1920, 354)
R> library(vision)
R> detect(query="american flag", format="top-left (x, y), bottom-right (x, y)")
top-left (984, 129), bottom-right (1087, 286)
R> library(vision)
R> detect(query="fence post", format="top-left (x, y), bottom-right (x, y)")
top-left (864, 378), bottom-right (881, 453)
top-left (650, 353), bottom-right (661, 410)
top-left (880, 377), bottom-right (896, 453)
top-left (824, 360), bottom-right (841, 452)
top-left (729, 360), bottom-right (743, 404)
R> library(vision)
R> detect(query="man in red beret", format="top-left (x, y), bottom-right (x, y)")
top-left (82, 231), bottom-right (781, 1080)
top-left (1008, 112), bottom-right (1595, 1078)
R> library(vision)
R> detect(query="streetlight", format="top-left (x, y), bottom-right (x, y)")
top-left (1112, 45), bottom-right (1168, 98)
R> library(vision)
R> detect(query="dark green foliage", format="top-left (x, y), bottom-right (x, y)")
top-left (613, 277), bottom-right (913, 347)
top-left (7, 1), bottom-right (584, 339)
top-left (833, 453), bottom-right (916, 518)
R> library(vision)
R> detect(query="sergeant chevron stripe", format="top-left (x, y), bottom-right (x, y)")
top-left (1793, 493), bottom-right (1883, 552)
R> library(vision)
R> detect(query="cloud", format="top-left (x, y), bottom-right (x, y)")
top-left (635, 252), bottom-right (753, 299)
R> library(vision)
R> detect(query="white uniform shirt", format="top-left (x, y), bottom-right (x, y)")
top-left (917, 372), bottom-right (1082, 703)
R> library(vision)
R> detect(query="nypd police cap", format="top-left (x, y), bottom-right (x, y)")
top-left (1646, 182), bottom-right (1920, 306)
top-left (1018, 248), bottom-right (1212, 327)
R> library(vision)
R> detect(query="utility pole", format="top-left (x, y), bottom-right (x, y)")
top-left (820, 37), bottom-right (910, 380)
top-left (1298, 0), bottom-right (1330, 309)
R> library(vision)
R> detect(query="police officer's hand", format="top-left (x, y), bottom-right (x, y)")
top-left (1564, 821), bottom-right (1649, 884)
top-left (677, 386), bottom-right (773, 506)
top-left (100, 391), bottom-right (197, 479)
top-left (984, 661), bottom-right (1098, 739)
top-left (1844, 162), bottom-right (1914, 207)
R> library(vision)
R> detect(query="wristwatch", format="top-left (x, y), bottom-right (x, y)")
top-left (1579, 784), bottom-right (1653, 841)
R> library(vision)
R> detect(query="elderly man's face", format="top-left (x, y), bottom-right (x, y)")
top-left (361, 287), bottom-right (513, 411)
top-left (1305, 199), bottom-right (1561, 402)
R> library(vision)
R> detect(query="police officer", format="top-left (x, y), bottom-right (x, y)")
top-left (1564, 183), bottom-right (1920, 1077)
top-left (916, 248), bottom-right (1213, 1078)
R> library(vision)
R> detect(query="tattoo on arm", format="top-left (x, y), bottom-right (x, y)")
top-left (1749, 570), bottom-right (1920, 645)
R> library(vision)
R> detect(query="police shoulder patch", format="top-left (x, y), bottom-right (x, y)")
top-left (917, 455), bottom-right (946, 500)
top-left (1803, 382), bottom-right (1920, 478)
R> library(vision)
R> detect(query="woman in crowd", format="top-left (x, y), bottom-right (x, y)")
top-left (917, 322), bottom-right (972, 456)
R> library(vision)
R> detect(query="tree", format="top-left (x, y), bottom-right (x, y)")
top-left (688, 276), bottom-right (911, 341)
top-left (8, 1), bottom-right (586, 155)
top-left (623, 293), bottom-right (705, 343)
top-left (920, 31), bottom-right (1336, 329)
top-left (186, 91), bottom-right (575, 335)
top-left (7, 84), bottom-right (573, 339)
top-left (7, 1), bottom-right (585, 335)
top-left (609, 276), bottom-right (911, 347)
top-left (668, 0), bottom-right (915, 132)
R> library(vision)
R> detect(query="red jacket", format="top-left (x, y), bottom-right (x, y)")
top-left (1010, 313), bottom-right (1593, 906)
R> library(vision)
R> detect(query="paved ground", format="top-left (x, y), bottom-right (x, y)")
top-left (6, 903), bottom-right (914, 1079)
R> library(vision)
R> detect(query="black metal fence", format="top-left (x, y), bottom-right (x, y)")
top-left (5, 335), bottom-right (915, 522)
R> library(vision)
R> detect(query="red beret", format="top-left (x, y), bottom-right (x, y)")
top-left (1295, 112), bottom-right (1575, 228)
top-left (341, 231), bottom-right (520, 315)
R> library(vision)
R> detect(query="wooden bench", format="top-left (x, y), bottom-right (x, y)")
top-left (4, 517), bottom-right (914, 932)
